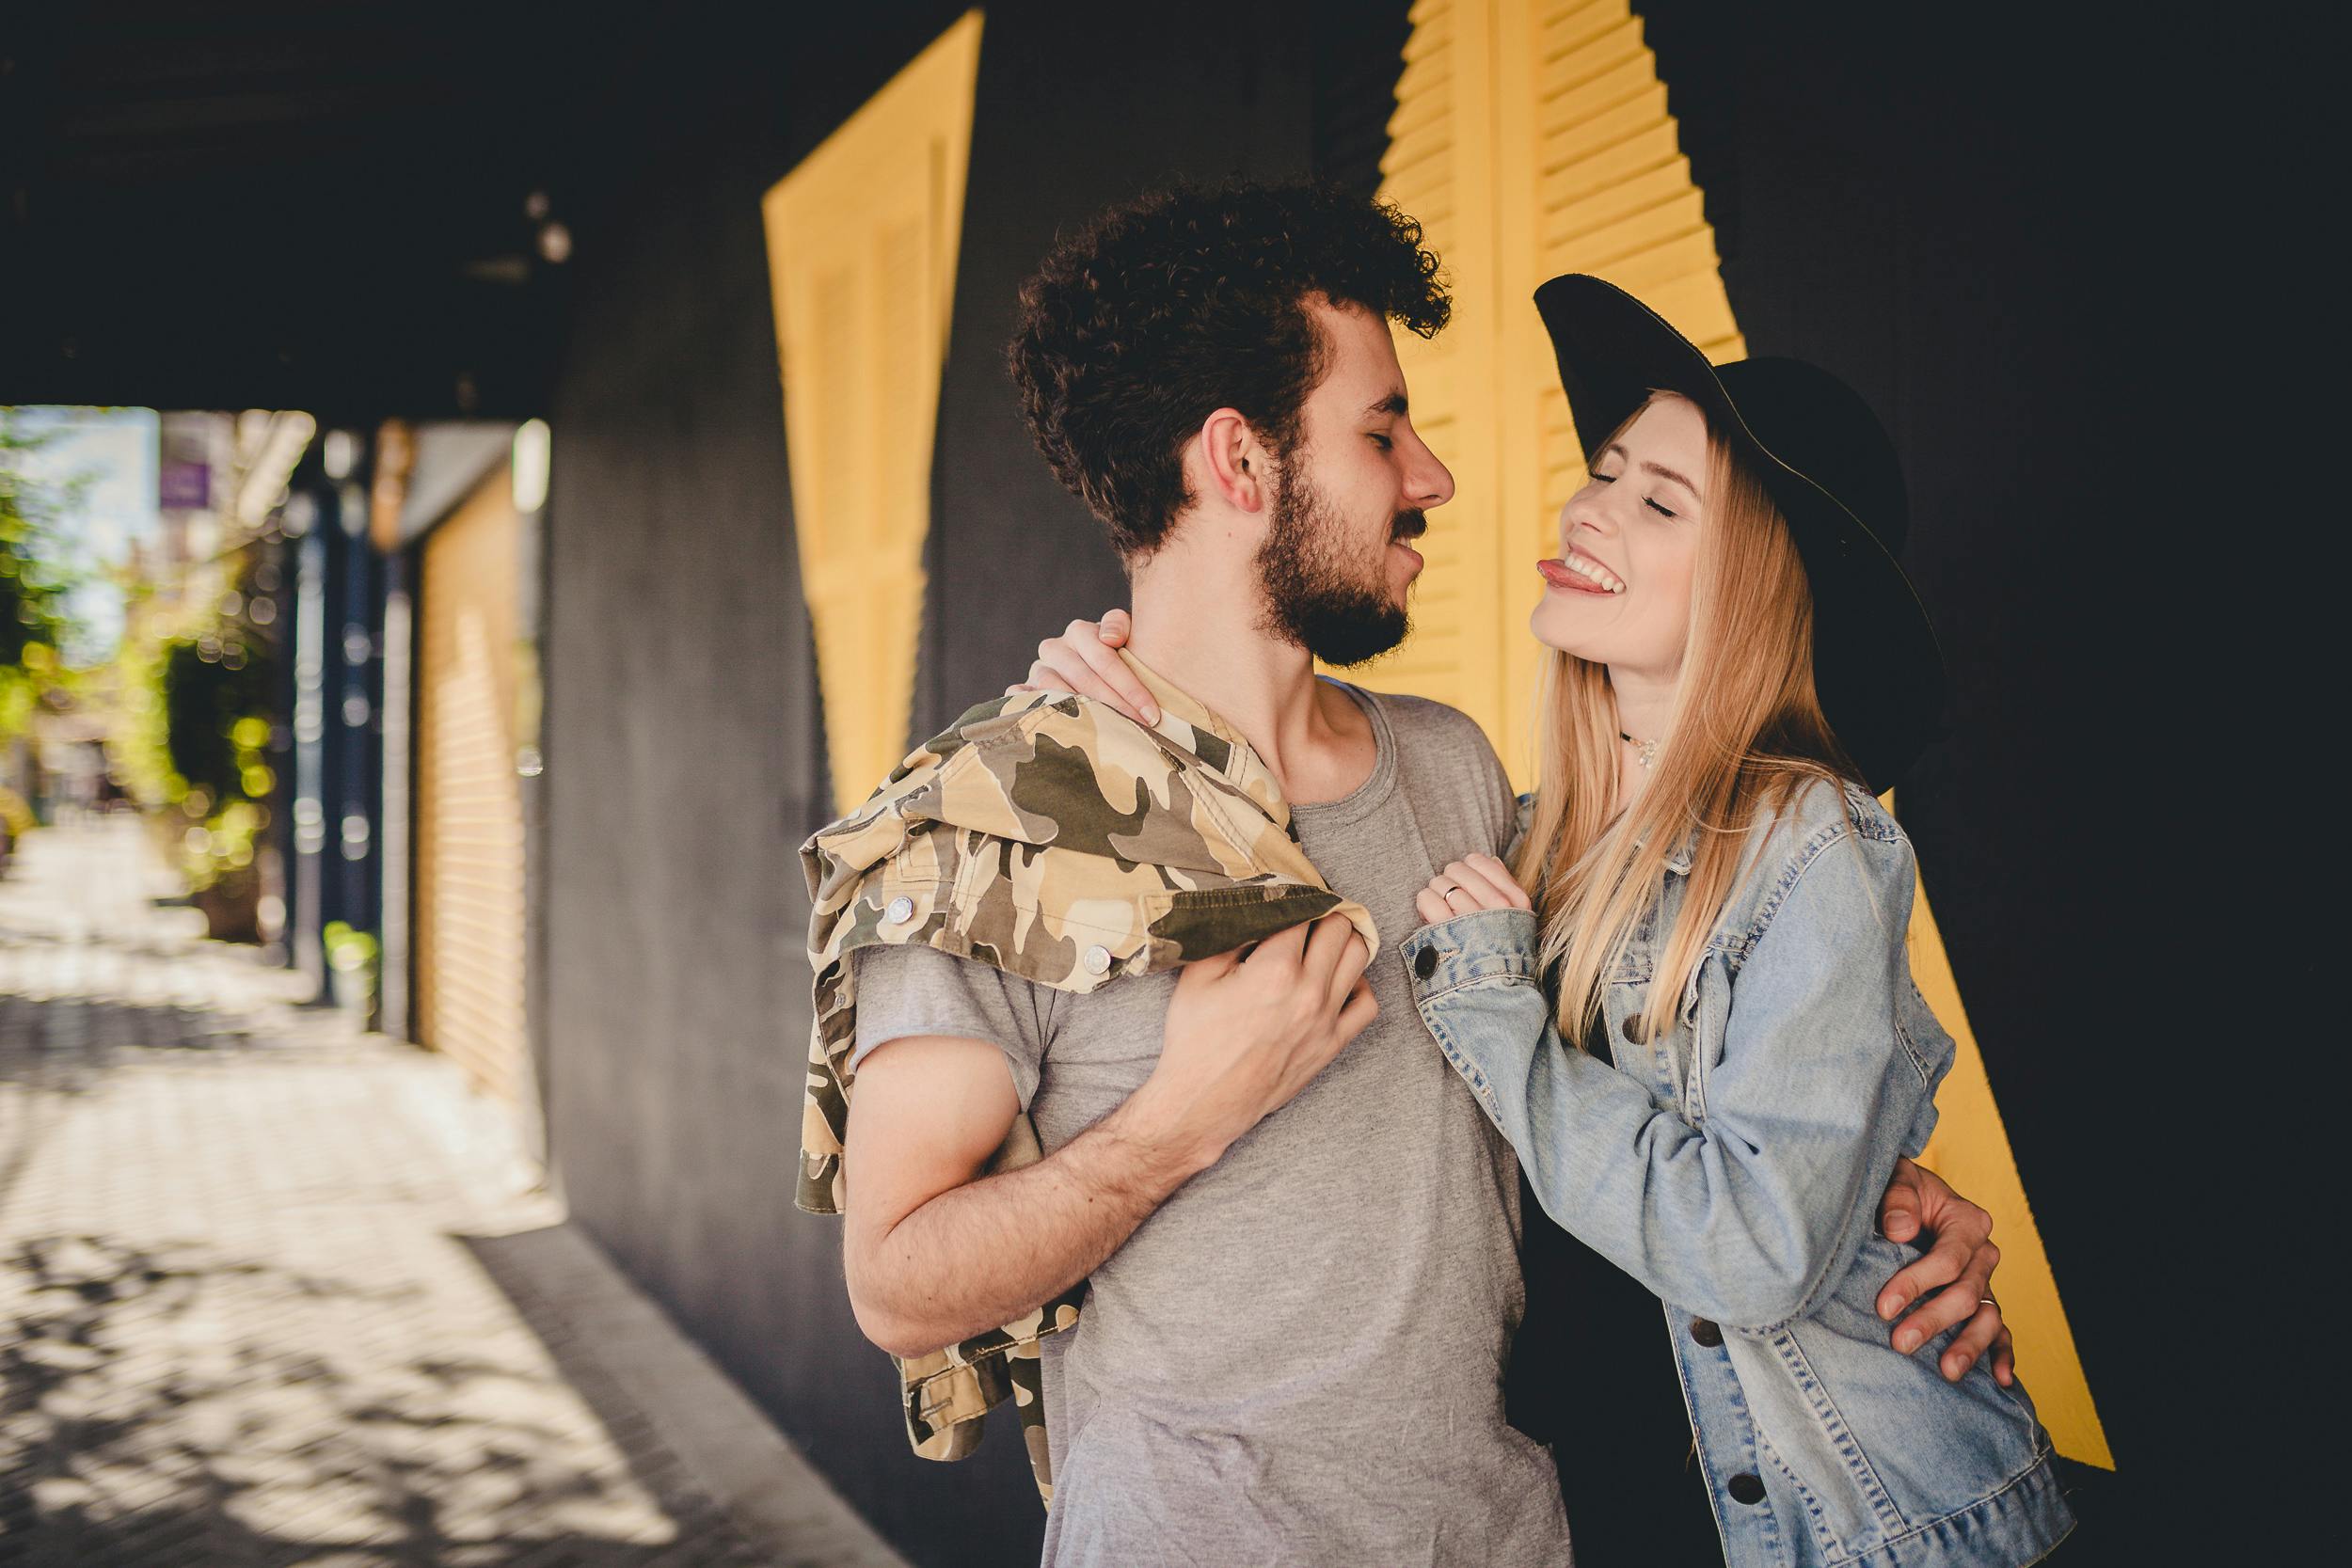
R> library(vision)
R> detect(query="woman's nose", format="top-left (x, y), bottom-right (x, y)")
top-left (1562, 498), bottom-right (1607, 540)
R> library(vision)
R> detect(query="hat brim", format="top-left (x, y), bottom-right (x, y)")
top-left (1532, 274), bottom-right (1946, 792)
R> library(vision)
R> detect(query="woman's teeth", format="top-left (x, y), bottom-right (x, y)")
top-left (1564, 554), bottom-right (1626, 594)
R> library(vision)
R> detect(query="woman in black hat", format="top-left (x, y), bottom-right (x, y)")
top-left (1384, 275), bottom-right (2074, 1566)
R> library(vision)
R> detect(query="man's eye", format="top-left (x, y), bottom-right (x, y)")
top-left (1645, 499), bottom-right (1677, 519)
top-left (1369, 434), bottom-right (1394, 451)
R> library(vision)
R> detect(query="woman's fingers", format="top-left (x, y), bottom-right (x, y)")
top-left (1889, 1232), bottom-right (2005, 1375)
top-left (1935, 1299), bottom-right (2010, 1385)
top-left (1452, 854), bottom-right (1532, 910)
top-left (1066, 617), bottom-right (1158, 723)
top-left (1097, 608), bottom-right (1133, 646)
top-left (1023, 616), bottom-right (1155, 724)
top-left (1427, 859), bottom-right (1522, 913)
top-left (1413, 889), bottom-right (1452, 926)
top-left (1028, 626), bottom-right (1133, 717)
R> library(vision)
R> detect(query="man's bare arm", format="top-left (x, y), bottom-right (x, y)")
top-left (842, 1036), bottom-right (1202, 1354)
top-left (842, 915), bottom-right (1375, 1358)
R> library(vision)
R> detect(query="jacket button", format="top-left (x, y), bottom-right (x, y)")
top-left (1728, 1473), bottom-right (1766, 1506)
top-left (1082, 944), bottom-right (1112, 975)
top-left (1413, 946), bottom-right (1438, 980)
top-left (1689, 1318), bottom-right (1723, 1348)
top-left (1620, 1012), bottom-right (1647, 1044)
top-left (883, 895), bottom-right (914, 926)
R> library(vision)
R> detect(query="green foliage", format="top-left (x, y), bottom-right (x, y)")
top-left (153, 631), bottom-right (275, 892)
top-left (161, 637), bottom-right (271, 805)
top-left (0, 414), bottom-right (89, 739)
top-left (323, 920), bottom-right (380, 974)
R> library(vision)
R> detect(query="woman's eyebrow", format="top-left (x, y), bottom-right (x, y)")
top-left (1592, 442), bottom-right (1702, 501)
top-left (1641, 461), bottom-right (1702, 500)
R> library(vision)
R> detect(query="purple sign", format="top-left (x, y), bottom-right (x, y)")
top-left (158, 460), bottom-right (210, 510)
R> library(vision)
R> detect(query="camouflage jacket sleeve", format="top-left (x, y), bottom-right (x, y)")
top-left (798, 682), bottom-right (1377, 1506)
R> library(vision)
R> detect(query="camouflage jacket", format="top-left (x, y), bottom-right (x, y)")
top-left (798, 652), bottom-right (1378, 1505)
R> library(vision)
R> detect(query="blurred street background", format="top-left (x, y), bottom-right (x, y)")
top-left (0, 816), bottom-right (898, 1567)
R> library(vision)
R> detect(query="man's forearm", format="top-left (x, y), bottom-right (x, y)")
top-left (852, 1091), bottom-right (1207, 1357)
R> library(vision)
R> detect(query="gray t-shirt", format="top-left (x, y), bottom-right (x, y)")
top-left (851, 684), bottom-right (1572, 1567)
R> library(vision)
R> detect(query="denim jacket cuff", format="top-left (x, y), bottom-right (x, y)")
top-left (1400, 907), bottom-right (1543, 996)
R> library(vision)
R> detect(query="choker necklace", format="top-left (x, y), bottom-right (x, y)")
top-left (1619, 731), bottom-right (1658, 769)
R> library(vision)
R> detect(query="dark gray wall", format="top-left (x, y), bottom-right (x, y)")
top-left (540, 8), bottom-right (1387, 1564)
top-left (1633, 6), bottom-right (2185, 1546)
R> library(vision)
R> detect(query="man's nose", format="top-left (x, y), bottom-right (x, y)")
top-left (1410, 450), bottom-right (1454, 510)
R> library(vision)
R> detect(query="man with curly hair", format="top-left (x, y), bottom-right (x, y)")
top-left (827, 182), bottom-right (2003, 1565)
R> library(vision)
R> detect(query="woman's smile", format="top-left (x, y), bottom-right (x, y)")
top-left (1536, 548), bottom-right (1625, 595)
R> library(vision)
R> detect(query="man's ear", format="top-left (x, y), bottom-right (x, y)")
top-left (1194, 406), bottom-right (1271, 515)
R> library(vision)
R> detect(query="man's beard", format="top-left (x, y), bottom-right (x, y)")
top-left (1254, 462), bottom-right (1422, 668)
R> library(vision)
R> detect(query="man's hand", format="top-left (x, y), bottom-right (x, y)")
top-left (840, 915), bottom-right (1372, 1359)
top-left (1876, 1156), bottom-right (2016, 1386)
top-left (1133, 913), bottom-right (1377, 1170)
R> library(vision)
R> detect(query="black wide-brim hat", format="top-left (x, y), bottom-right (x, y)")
top-left (1534, 274), bottom-right (1946, 793)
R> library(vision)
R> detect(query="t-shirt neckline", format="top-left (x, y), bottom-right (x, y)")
top-left (1289, 679), bottom-right (1399, 832)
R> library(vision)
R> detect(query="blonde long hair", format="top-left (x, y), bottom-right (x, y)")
top-left (1512, 393), bottom-right (1859, 1046)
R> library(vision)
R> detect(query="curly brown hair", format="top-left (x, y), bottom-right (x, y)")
top-left (1008, 181), bottom-right (1450, 561)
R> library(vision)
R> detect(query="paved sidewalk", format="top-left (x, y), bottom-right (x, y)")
top-left (0, 819), bottom-right (904, 1568)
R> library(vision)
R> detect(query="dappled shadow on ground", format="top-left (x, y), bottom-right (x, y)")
top-left (0, 1228), bottom-right (761, 1566)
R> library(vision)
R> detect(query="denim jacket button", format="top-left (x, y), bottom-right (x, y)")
top-left (1689, 1317), bottom-right (1723, 1348)
top-left (1728, 1473), bottom-right (1767, 1506)
top-left (1414, 946), bottom-right (1438, 980)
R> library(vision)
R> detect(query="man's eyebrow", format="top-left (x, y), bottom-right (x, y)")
top-left (1366, 391), bottom-right (1408, 418)
top-left (1593, 442), bottom-right (1703, 501)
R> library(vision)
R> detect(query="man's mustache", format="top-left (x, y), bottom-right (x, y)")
top-left (1391, 510), bottom-right (1428, 542)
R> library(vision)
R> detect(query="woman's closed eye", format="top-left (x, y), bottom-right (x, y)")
top-left (1593, 470), bottom-right (1677, 519)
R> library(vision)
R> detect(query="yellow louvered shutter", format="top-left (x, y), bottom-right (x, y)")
top-left (1375, 0), bottom-right (2112, 1474)
top-left (1369, 0), bottom-right (1740, 785)
top-left (762, 11), bottom-right (983, 814)
top-left (1363, 0), bottom-right (1508, 756)
top-left (415, 464), bottom-right (528, 1105)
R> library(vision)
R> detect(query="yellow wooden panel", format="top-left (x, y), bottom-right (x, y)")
top-left (1354, 0), bottom-right (1504, 732)
top-left (1537, 85), bottom-right (1669, 175)
top-left (761, 10), bottom-right (983, 814)
top-left (415, 464), bottom-right (528, 1105)
top-left (1538, 0), bottom-right (1632, 59)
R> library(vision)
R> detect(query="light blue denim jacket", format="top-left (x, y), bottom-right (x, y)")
top-left (1401, 779), bottom-right (2074, 1568)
